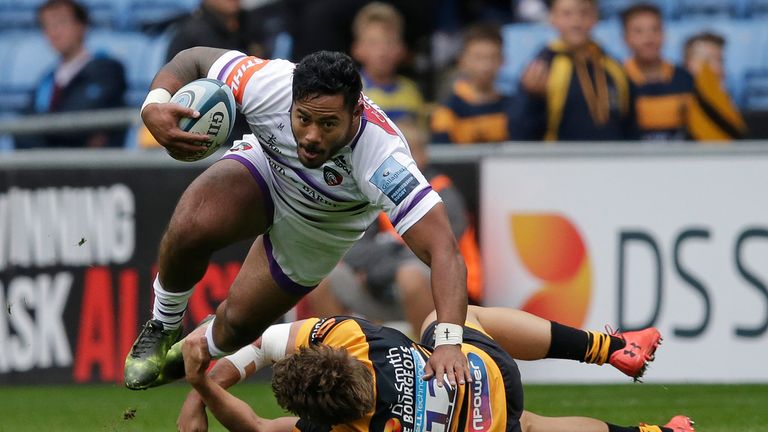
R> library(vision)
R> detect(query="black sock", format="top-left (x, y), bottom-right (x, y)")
top-left (607, 425), bottom-right (637, 432)
top-left (546, 321), bottom-right (590, 360)
top-left (546, 322), bottom-right (627, 363)
top-left (607, 423), bottom-right (672, 432)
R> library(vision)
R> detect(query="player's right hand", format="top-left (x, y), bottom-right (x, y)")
top-left (521, 59), bottom-right (549, 96)
top-left (177, 390), bottom-right (209, 432)
top-left (141, 103), bottom-right (210, 158)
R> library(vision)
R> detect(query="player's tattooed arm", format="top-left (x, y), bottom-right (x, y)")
top-left (153, 46), bottom-right (230, 94)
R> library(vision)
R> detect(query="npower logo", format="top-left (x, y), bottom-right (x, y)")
top-left (509, 213), bottom-right (591, 328)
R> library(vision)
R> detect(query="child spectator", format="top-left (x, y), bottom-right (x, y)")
top-left (351, 2), bottom-right (425, 123)
top-left (430, 23), bottom-right (512, 144)
top-left (512, 0), bottom-right (636, 141)
top-left (683, 32), bottom-right (746, 141)
top-left (621, 3), bottom-right (695, 141)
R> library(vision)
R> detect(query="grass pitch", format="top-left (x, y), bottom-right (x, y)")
top-left (0, 383), bottom-right (765, 431)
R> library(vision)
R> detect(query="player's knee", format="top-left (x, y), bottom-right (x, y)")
top-left (162, 207), bottom-right (219, 255)
top-left (221, 304), bottom-right (267, 347)
top-left (419, 310), bottom-right (438, 336)
top-left (519, 411), bottom-right (537, 432)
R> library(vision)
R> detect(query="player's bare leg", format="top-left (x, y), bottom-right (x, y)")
top-left (154, 236), bottom-right (306, 386)
top-left (422, 306), bottom-right (661, 381)
top-left (520, 411), bottom-right (694, 432)
top-left (208, 236), bottom-right (303, 353)
top-left (125, 159), bottom-right (270, 390)
top-left (305, 278), bottom-right (346, 318)
top-left (521, 411), bottom-right (610, 432)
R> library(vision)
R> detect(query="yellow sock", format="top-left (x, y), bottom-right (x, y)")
top-left (583, 331), bottom-right (611, 365)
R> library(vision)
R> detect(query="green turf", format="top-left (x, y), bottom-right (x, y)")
top-left (0, 383), bottom-right (765, 431)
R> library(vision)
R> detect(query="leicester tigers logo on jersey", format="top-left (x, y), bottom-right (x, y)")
top-left (323, 166), bottom-right (343, 186)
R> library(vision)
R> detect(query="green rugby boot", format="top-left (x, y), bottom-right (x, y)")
top-left (124, 319), bottom-right (182, 390)
top-left (150, 315), bottom-right (215, 388)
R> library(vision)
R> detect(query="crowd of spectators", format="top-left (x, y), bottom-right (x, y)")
top-left (7, 0), bottom-right (753, 150)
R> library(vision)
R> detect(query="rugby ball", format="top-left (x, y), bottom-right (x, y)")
top-left (170, 78), bottom-right (236, 162)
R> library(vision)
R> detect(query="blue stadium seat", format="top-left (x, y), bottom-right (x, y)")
top-left (676, 0), bottom-right (734, 20)
top-left (79, 0), bottom-right (122, 28)
top-left (86, 30), bottom-right (172, 106)
top-left (0, 31), bottom-right (57, 113)
top-left (598, 0), bottom-right (678, 21)
top-left (497, 23), bottom-right (555, 95)
top-left (735, 0), bottom-right (768, 17)
top-left (743, 69), bottom-right (768, 110)
top-left (0, 0), bottom-right (121, 29)
top-left (120, 0), bottom-right (197, 29)
top-left (593, 20), bottom-right (629, 61)
top-left (0, 0), bottom-right (44, 30)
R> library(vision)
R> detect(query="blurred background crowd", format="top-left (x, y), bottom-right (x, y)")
top-left (1, 0), bottom-right (767, 151)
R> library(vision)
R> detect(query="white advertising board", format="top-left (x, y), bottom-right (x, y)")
top-left (481, 153), bottom-right (768, 383)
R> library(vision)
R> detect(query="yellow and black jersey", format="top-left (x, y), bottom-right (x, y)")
top-left (511, 40), bottom-right (637, 141)
top-left (292, 317), bottom-right (522, 432)
top-left (688, 64), bottom-right (747, 141)
top-left (361, 72), bottom-right (425, 123)
top-left (431, 80), bottom-right (513, 145)
top-left (624, 59), bottom-right (694, 141)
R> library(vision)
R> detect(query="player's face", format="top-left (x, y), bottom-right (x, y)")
top-left (550, 0), bottom-right (597, 49)
top-left (40, 5), bottom-right (86, 59)
top-left (459, 40), bottom-right (503, 89)
top-left (624, 12), bottom-right (663, 64)
top-left (291, 94), bottom-right (361, 168)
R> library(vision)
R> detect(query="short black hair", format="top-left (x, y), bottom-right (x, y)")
top-left (461, 22), bottom-right (503, 52)
top-left (293, 51), bottom-right (362, 111)
top-left (620, 3), bottom-right (662, 31)
top-left (38, 0), bottom-right (89, 26)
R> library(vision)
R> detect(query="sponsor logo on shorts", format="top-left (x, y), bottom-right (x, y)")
top-left (230, 142), bottom-right (252, 152)
top-left (467, 353), bottom-right (493, 431)
top-left (323, 166), bottom-right (343, 186)
top-left (370, 156), bottom-right (419, 205)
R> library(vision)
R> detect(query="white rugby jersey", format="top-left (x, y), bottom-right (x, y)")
top-left (207, 51), bottom-right (441, 259)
